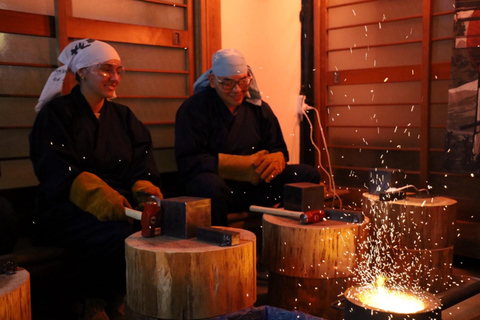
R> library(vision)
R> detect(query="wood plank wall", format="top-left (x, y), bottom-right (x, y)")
top-left (314, 0), bottom-right (480, 258)
top-left (0, 0), bottom-right (198, 190)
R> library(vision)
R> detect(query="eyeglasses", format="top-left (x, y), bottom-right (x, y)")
top-left (214, 75), bottom-right (252, 91)
top-left (87, 64), bottom-right (125, 79)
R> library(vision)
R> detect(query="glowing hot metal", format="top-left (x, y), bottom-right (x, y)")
top-left (356, 276), bottom-right (425, 314)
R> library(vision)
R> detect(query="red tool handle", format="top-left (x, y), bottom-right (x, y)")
top-left (300, 210), bottom-right (325, 224)
top-left (141, 202), bottom-right (160, 237)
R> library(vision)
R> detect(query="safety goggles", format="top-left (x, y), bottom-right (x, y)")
top-left (214, 74), bottom-right (252, 91)
top-left (87, 64), bottom-right (125, 79)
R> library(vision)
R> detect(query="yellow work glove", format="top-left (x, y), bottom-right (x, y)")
top-left (253, 152), bottom-right (286, 183)
top-left (70, 172), bottom-right (131, 221)
top-left (218, 150), bottom-right (268, 185)
top-left (131, 180), bottom-right (163, 208)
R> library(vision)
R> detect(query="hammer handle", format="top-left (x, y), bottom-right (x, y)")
top-left (249, 205), bottom-right (302, 219)
top-left (125, 207), bottom-right (142, 220)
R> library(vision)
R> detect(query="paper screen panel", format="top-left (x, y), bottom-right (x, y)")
top-left (430, 151), bottom-right (447, 172)
top-left (149, 125), bottom-right (175, 149)
top-left (115, 98), bottom-right (183, 123)
top-left (0, 129), bottom-right (30, 158)
top-left (117, 72), bottom-right (188, 97)
top-left (328, 127), bottom-right (421, 148)
top-left (328, 0), bottom-right (422, 29)
top-left (152, 148), bottom-right (177, 173)
top-left (432, 14), bottom-right (455, 39)
top-left (109, 42), bottom-right (187, 71)
top-left (328, 43), bottom-right (422, 70)
top-left (327, 105), bottom-right (421, 127)
top-left (329, 148), bottom-right (420, 171)
top-left (430, 103), bottom-right (448, 126)
top-left (432, 0), bottom-right (456, 13)
top-left (0, 65), bottom-right (54, 95)
top-left (328, 82), bottom-right (422, 105)
top-left (0, 33), bottom-right (57, 65)
top-left (432, 40), bottom-right (455, 63)
top-left (430, 80), bottom-right (449, 103)
top-left (430, 127), bottom-right (448, 149)
top-left (328, 18), bottom-right (422, 50)
top-left (0, 160), bottom-right (38, 189)
top-left (0, 98), bottom-right (38, 126)
top-left (337, 169), bottom-right (420, 189)
top-left (72, 0), bottom-right (186, 30)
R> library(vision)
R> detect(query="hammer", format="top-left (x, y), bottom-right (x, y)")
top-left (249, 205), bottom-right (325, 224)
top-left (125, 195), bottom-right (161, 237)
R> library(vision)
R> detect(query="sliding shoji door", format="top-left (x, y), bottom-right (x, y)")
top-left (0, 1), bottom-right (58, 189)
top-left (0, 0), bottom-right (195, 190)
top-left (314, 0), bottom-right (480, 258)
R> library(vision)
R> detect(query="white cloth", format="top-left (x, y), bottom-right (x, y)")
top-left (193, 48), bottom-right (262, 106)
top-left (35, 39), bottom-right (121, 112)
top-left (211, 48), bottom-right (248, 76)
top-left (193, 66), bottom-right (262, 107)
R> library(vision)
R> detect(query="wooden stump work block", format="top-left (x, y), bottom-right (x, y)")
top-left (263, 214), bottom-right (369, 279)
top-left (125, 227), bottom-right (256, 319)
top-left (0, 268), bottom-right (31, 320)
top-left (363, 194), bottom-right (457, 293)
top-left (262, 214), bottom-right (369, 320)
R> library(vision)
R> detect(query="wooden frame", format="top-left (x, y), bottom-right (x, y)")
top-left (196, 0), bottom-right (221, 74)
top-left (314, 0), bottom-right (455, 185)
top-left (0, 9), bottom-right (55, 37)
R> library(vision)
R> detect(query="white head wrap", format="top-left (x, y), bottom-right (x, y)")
top-left (211, 48), bottom-right (248, 76)
top-left (193, 48), bottom-right (262, 106)
top-left (34, 39), bottom-right (121, 112)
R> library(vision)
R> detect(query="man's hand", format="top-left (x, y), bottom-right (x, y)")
top-left (132, 180), bottom-right (163, 210)
top-left (253, 152), bottom-right (286, 183)
top-left (218, 150), bottom-right (268, 185)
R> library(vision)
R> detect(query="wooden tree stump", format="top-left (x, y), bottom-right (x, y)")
top-left (263, 214), bottom-right (369, 279)
top-left (393, 245), bottom-right (454, 293)
top-left (363, 194), bottom-right (457, 293)
top-left (262, 214), bottom-right (369, 320)
top-left (363, 194), bottom-right (457, 249)
top-left (0, 268), bottom-right (31, 320)
top-left (125, 227), bottom-right (256, 319)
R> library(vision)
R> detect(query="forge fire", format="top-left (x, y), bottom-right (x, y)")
top-left (351, 275), bottom-right (426, 314)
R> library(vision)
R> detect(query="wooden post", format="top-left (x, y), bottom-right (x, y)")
top-left (363, 194), bottom-right (457, 293)
top-left (0, 268), bottom-right (31, 320)
top-left (125, 227), bottom-right (256, 319)
top-left (262, 214), bottom-right (369, 320)
top-left (54, 0), bottom-right (75, 94)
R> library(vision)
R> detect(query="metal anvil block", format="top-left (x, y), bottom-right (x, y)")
top-left (161, 197), bottom-right (211, 239)
top-left (368, 168), bottom-right (405, 194)
top-left (284, 182), bottom-right (324, 212)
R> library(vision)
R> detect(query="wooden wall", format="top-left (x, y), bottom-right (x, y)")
top-left (313, 0), bottom-right (480, 259)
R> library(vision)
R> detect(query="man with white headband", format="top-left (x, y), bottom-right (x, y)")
top-left (175, 49), bottom-right (320, 226)
top-left (29, 39), bottom-right (162, 319)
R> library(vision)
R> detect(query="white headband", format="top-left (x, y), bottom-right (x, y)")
top-left (211, 48), bottom-right (248, 77)
top-left (34, 39), bottom-right (121, 112)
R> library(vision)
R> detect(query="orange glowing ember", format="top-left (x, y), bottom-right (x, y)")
top-left (357, 276), bottom-right (425, 314)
